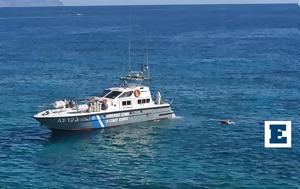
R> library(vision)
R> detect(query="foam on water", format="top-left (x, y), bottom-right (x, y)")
top-left (172, 115), bottom-right (183, 119)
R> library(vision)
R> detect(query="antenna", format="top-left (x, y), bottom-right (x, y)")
top-left (143, 40), bottom-right (150, 87)
top-left (128, 37), bottom-right (131, 72)
top-left (128, 14), bottom-right (132, 73)
top-left (146, 48), bottom-right (150, 86)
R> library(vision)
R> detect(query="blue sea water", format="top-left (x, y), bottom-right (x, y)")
top-left (0, 4), bottom-right (299, 188)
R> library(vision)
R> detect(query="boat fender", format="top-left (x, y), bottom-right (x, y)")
top-left (134, 90), bottom-right (141, 97)
top-left (101, 99), bottom-right (108, 110)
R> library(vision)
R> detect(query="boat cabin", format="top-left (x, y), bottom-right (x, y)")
top-left (98, 85), bottom-right (154, 112)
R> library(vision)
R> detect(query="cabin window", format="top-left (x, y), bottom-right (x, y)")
top-left (122, 101), bottom-right (131, 106)
top-left (138, 99), bottom-right (150, 104)
top-left (106, 91), bottom-right (122, 99)
top-left (119, 91), bottom-right (133, 98)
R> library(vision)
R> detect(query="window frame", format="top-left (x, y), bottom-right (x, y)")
top-left (105, 91), bottom-right (122, 99)
top-left (101, 89), bottom-right (112, 97)
top-left (119, 91), bottom-right (133, 98)
top-left (122, 100), bottom-right (132, 106)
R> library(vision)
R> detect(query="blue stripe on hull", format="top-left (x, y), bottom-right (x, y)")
top-left (100, 115), bottom-right (106, 127)
top-left (91, 116), bottom-right (101, 128)
top-left (91, 115), bottom-right (106, 128)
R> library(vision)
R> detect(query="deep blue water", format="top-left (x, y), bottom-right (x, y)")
top-left (0, 4), bottom-right (299, 188)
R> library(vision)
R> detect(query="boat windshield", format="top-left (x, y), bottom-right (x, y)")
top-left (105, 91), bottom-right (122, 99)
top-left (119, 91), bottom-right (133, 98)
top-left (100, 90), bottom-right (111, 97)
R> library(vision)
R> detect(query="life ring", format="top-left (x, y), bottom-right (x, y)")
top-left (134, 90), bottom-right (141, 97)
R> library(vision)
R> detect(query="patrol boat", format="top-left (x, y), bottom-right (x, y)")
top-left (34, 65), bottom-right (175, 130)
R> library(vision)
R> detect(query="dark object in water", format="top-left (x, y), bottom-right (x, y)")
top-left (219, 120), bottom-right (235, 125)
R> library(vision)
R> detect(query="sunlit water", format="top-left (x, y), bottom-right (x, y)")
top-left (0, 4), bottom-right (299, 188)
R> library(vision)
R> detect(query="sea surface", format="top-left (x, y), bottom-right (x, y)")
top-left (0, 4), bottom-right (299, 188)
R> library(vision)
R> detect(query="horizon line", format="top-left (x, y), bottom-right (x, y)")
top-left (0, 2), bottom-right (297, 8)
top-left (65, 2), bottom-right (297, 6)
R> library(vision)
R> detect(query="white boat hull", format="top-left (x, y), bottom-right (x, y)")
top-left (34, 105), bottom-right (174, 130)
